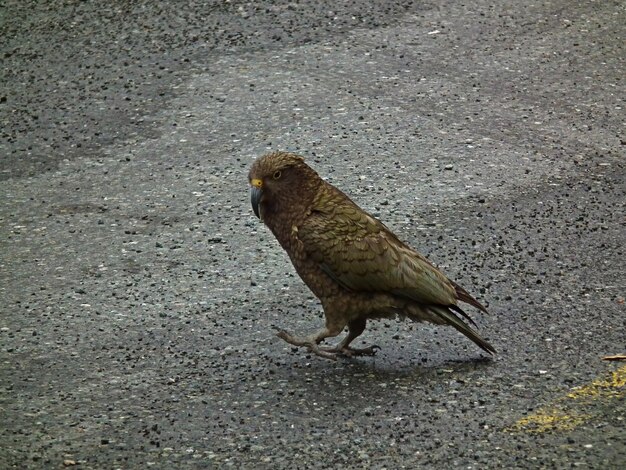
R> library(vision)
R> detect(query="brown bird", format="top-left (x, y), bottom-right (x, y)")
top-left (249, 151), bottom-right (495, 360)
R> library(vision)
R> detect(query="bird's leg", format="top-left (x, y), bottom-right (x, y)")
top-left (276, 322), bottom-right (344, 360)
top-left (320, 318), bottom-right (380, 357)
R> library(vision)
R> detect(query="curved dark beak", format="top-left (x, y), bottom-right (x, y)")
top-left (250, 185), bottom-right (262, 219)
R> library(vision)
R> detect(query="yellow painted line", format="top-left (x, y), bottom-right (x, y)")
top-left (507, 365), bottom-right (626, 434)
top-left (566, 366), bottom-right (626, 399)
top-left (513, 410), bottom-right (591, 433)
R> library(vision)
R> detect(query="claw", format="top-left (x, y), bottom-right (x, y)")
top-left (321, 344), bottom-right (381, 357)
top-left (275, 329), bottom-right (291, 339)
top-left (276, 329), bottom-right (338, 360)
top-left (275, 329), bottom-right (379, 361)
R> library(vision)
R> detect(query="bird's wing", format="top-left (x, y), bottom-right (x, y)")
top-left (298, 199), bottom-right (458, 306)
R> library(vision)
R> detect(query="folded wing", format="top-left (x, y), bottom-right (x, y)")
top-left (298, 199), bottom-right (458, 307)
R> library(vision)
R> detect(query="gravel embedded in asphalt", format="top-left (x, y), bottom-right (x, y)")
top-left (1, 1), bottom-right (624, 468)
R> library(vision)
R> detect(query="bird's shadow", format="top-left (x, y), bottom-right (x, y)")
top-left (340, 352), bottom-right (492, 376)
top-left (266, 352), bottom-right (496, 412)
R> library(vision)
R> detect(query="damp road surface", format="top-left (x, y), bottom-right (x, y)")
top-left (1, 1), bottom-right (625, 468)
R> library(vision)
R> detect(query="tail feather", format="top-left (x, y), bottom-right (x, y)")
top-left (429, 305), bottom-right (496, 355)
top-left (449, 304), bottom-right (477, 328)
top-left (453, 281), bottom-right (489, 313)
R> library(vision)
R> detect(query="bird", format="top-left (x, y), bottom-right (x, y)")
top-left (248, 151), bottom-right (495, 360)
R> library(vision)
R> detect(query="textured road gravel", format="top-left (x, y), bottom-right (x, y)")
top-left (1, 1), bottom-right (625, 468)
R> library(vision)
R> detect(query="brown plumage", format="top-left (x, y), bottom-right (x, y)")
top-left (249, 151), bottom-right (495, 360)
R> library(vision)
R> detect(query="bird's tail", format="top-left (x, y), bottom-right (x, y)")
top-left (406, 304), bottom-right (496, 355)
top-left (452, 281), bottom-right (489, 313)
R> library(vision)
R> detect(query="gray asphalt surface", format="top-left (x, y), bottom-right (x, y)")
top-left (1, 1), bottom-right (625, 468)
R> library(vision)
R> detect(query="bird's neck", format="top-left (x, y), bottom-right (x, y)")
top-left (263, 181), bottom-right (321, 249)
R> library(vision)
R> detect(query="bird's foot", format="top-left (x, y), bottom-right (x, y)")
top-left (321, 345), bottom-right (381, 357)
top-left (276, 330), bottom-right (338, 361)
top-left (276, 329), bottom-right (380, 360)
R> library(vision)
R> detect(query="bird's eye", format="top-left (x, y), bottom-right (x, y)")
top-left (273, 170), bottom-right (282, 180)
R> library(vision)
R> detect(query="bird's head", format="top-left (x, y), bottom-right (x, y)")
top-left (248, 151), bottom-right (320, 222)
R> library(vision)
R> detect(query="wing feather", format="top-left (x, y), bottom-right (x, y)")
top-left (298, 196), bottom-right (458, 306)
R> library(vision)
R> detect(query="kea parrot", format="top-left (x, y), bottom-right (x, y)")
top-left (249, 151), bottom-right (495, 360)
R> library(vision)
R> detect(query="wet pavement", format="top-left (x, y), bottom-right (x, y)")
top-left (1, 1), bottom-right (625, 468)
